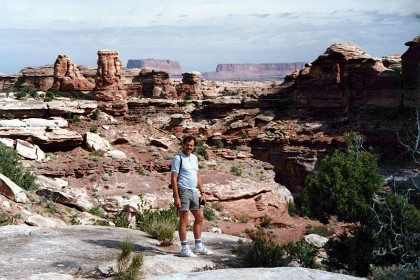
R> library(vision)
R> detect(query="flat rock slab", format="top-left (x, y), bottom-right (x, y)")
top-left (147, 267), bottom-right (366, 280)
top-left (0, 225), bottom-right (242, 279)
top-left (0, 225), bottom-right (365, 280)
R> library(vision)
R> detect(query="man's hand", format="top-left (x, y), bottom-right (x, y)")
top-left (174, 196), bottom-right (181, 209)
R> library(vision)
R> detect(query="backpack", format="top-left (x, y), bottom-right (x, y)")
top-left (168, 154), bottom-right (182, 189)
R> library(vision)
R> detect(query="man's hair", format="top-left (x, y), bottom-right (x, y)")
top-left (182, 135), bottom-right (196, 144)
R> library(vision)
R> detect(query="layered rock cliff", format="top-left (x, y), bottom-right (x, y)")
top-left (203, 63), bottom-right (306, 81)
top-left (126, 58), bottom-right (183, 75)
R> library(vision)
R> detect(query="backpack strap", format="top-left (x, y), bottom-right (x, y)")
top-left (178, 154), bottom-right (182, 172)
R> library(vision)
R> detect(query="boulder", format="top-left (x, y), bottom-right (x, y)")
top-left (85, 132), bottom-right (111, 151)
top-left (15, 139), bottom-right (45, 161)
top-left (304, 234), bottom-right (329, 248)
top-left (0, 173), bottom-right (28, 203)
top-left (25, 214), bottom-right (67, 227)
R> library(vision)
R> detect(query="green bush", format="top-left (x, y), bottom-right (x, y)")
top-left (211, 201), bottom-right (223, 211)
top-left (15, 91), bottom-right (27, 100)
top-left (287, 200), bottom-right (298, 217)
top-left (90, 126), bottom-right (98, 133)
top-left (16, 86), bottom-right (38, 100)
top-left (0, 210), bottom-right (16, 226)
top-left (214, 139), bottom-right (224, 149)
top-left (370, 193), bottom-right (420, 268)
top-left (305, 225), bottom-right (332, 237)
top-left (194, 140), bottom-right (209, 160)
top-left (260, 214), bottom-right (272, 228)
top-left (302, 132), bottom-right (383, 223)
top-left (0, 142), bottom-right (38, 191)
top-left (285, 239), bottom-right (319, 268)
top-left (233, 227), bottom-right (289, 267)
top-left (371, 266), bottom-right (420, 280)
top-left (239, 214), bottom-right (249, 223)
top-left (230, 165), bottom-right (242, 176)
top-left (136, 204), bottom-right (178, 246)
top-left (116, 239), bottom-right (144, 280)
top-left (324, 227), bottom-right (374, 277)
top-left (90, 109), bottom-right (101, 120)
top-left (203, 205), bottom-right (216, 221)
top-left (114, 205), bottom-right (131, 228)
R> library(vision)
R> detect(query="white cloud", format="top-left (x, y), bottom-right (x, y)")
top-left (0, 0), bottom-right (419, 74)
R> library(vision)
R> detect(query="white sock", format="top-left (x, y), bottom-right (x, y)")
top-left (195, 239), bottom-right (203, 249)
top-left (181, 241), bottom-right (188, 250)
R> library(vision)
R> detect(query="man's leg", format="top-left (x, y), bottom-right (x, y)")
top-left (190, 209), bottom-right (204, 240)
top-left (191, 210), bottom-right (212, 255)
top-left (178, 210), bottom-right (189, 242)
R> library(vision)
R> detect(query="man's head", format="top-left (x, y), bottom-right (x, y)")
top-left (182, 136), bottom-right (196, 156)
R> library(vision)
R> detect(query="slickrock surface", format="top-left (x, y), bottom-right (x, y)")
top-left (0, 225), bottom-right (365, 280)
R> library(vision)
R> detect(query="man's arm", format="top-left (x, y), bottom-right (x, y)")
top-left (171, 171), bottom-right (181, 209)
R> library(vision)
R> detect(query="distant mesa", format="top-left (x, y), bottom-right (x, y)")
top-left (202, 63), bottom-right (307, 81)
top-left (126, 59), bottom-right (183, 76)
top-left (126, 59), bottom-right (306, 81)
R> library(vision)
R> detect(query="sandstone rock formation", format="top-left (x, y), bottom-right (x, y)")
top-left (138, 67), bottom-right (177, 99)
top-left (402, 36), bottom-right (420, 107)
top-left (94, 50), bottom-right (126, 99)
top-left (203, 63), bottom-right (306, 81)
top-left (291, 42), bottom-right (402, 108)
top-left (175, 72), bottom-right (203, 99)
top-left (51, 54), bottom-right (95, 92)
top-left (127, 58), bottom-right (184, 75)
top-left (17, 65), bottom-right (55, 92)
top-left (94, 50), bottom-right (128, 115)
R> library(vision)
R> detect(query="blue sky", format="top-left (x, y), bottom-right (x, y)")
top-left (0, 0), bottom-right (419, 74)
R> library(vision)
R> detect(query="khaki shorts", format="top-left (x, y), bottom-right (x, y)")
top-left (178, 188), bottom-right (200, 211)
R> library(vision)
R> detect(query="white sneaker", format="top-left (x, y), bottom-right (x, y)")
top-left (180, 248), bottom-right (197, 257)
top-left (193, 246), bottom-right (213, 255)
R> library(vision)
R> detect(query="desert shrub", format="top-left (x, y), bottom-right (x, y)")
top-left (72, 115), bottom-right (81, 122)
top-left (214, 139), bottom-right (224, 149)
top-left (0, 210), bottom-right (15, 226)
top-left (211, 201), bottom-right (223, 211)
top-left (114, 205), bottom-right (131, 228)
top-left (90, 126), bottom-right (98, 133)
top-left (194, 140), bottom-right (209, 160)
top-left (370, 193), bottom-right (420, 268)
top-left (287, 200), bottom-right (298, 217)
top-left (90, 109), bottom-right (101, 120)
top-left (64, 112), bottom-right (73, 119)
top-left (305, 225), bottom-right (332, 237)
top-left (324, 226), bottom-right (374, 277)
top-left (302, 132), bottom-right (383, 223)
top-left (71, 215), bottom-right (81, 225)
top-left (0, 142), bottom-right (38, 191)
top-left (233, 227), bottom-right (289, 267)
top-left (203, 205), bottom-right (216, 221)
top-left (239, 214), bottom-right (249, 223)
top-left (6, 113), bottom-right (14, 120)
top-left (285, 239), bottom-right (319, 268)
top-left (136, 204), bottom-right (178, 246)
top-left (15, 91), bottom-right (27, 100)
top-left (116, 239), bottom-right (144, 280)
top-left (260, 214), bottom-right (272, 228)
top-left (370, 265), bottom-right (420, 280)
top-left (89, 206), bottom-right (106, 218)
top-left (16, 86), bottom-right (38, 99)
top-left (230, 165), bottom-right (242, 176)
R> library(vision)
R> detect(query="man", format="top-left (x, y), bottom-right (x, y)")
top-left (171, 136), bottom-right (213, 257)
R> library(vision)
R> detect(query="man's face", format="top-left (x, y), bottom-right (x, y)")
top-left (182, 140), bottom-right (195, 156)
